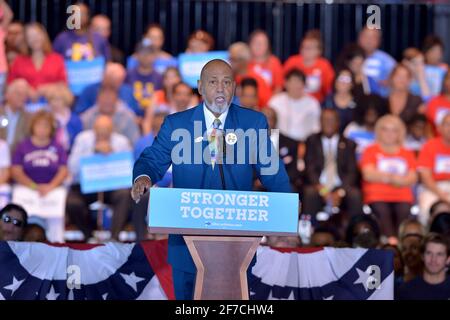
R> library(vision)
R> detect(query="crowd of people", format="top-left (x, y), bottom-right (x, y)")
top-left (0, 2), bottom-right (449, 299)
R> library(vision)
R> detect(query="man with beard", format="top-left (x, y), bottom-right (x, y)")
top-left (131, 59), bottom-right (291, 299)
top-left (397, 233), bottom-right (450, 300)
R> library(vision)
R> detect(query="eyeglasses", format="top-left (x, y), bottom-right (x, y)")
top-left (1, 214), bottom-right (24, 228)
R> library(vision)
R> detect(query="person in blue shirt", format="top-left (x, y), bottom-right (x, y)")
top-left (125, 38), bottom-right (163, 113)
top-left (358, 27), bottom-right (397, 97)
top-left (74, 62), bottom-right (140, 116)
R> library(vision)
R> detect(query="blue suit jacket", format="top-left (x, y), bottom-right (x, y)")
top-left (133, 103), bottom-right (291, 272)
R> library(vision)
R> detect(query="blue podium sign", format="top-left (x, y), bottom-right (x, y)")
top-left (148, 188), bottom-right (299, 236)
top-left (178, 51), bottom-right (229, 88)
top-left (80, 152), bottom-right (133, 194)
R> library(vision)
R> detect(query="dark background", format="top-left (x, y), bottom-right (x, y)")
top-left (7, 0), bottom-right (450, 63)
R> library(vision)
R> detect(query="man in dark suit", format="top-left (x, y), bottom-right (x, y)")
top-left (131, 59), bottom-right (291, 300)
top-left (302, 109), bottom-right (363, 221)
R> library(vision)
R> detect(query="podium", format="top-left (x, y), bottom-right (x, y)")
top-left (148, 188), bottom-right (299, 300)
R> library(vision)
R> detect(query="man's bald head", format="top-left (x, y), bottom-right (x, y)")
top-left (200, 59), bottom-right (233, 82)
top-left (103, 62), bottom-right (126, 89)
top-left (94, 115), bottom-right (114, 141)
top-left (198, 59), bottom-right (235, 116)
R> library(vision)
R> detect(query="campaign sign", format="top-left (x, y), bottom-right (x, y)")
top-left (435, 155), bottom-right (450, 174)
top-left (80, 152), bottom-right (133, 194)
top-left (65, 56), bottom-right (105, 95)
top-left (178, 51), bottom-right (229, 88)
top-left (148, 188), bottom-right (299, 235)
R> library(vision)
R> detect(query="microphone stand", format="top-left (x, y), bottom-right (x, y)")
top-left (218, 133), bottom-right (226, 190)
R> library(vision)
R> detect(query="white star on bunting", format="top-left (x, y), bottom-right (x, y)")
top-left (46, 285), bottom-right (60, 300)
top-left (354, 268), bottom-right (371, 292)
top-left (4, 277), bottom-right (25, 296)
top-left (120, 272), bottom-right (145, 292)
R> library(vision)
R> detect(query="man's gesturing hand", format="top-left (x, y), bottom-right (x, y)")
top-left (131, 176), bottom-right (152, 203)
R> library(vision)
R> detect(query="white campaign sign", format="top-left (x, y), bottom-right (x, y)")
top-left (12, 185), bottom-right (67, 218)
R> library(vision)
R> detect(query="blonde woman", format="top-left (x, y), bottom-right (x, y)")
top-left (46, 84), bottom-right (82, 151)
top-left (360, 115), bottom-right (418, 243)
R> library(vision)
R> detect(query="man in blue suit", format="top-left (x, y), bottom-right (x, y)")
top-left (131, 59), bottom-right (291, 299)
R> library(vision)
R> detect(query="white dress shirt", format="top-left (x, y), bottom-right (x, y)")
top-left (203, 103), bottom-right (228, 135)
top-left (319, 134), bottom-right (342, 188)
top-left (268, 92), bottom-right (321, 141)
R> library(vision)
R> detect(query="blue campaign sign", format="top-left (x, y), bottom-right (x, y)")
top-left (148, 188), bottom-right (299, 235)
top-left (80, 152), bottom-right (134, 194)
top-left (178, 51), bottom-right (229, 88)
top-left (65, 56), bottom-right (105, 95)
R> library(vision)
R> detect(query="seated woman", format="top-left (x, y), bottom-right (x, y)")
top-left (248, 29), bottom-right (284, 94)
top-left (385, 63), bottom-right (424, 125)
top-left (45, 84), bottom-right (82, 152)
top-left (324, 68), bottom-right (357, 133)
top-left (360, 115), bottom-right (418, 244)
top-left (11, 110), bottom-right (68, 242)
top-left (7, 22), bottom-right (67, 102)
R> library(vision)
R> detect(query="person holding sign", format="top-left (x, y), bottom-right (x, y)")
top-left (11, 111), bottom-right (68, 242)
top-left (131, 59), bottom-right (291, 299)
top-left (11, 111), bottom-right (68, 198)
top-left (418, 113), bottom-right (450, 226)
top-left (53, 2), bottom-right (110, 62)
top-left (67, 115), bottom-right (132, 241)
top-left (360, 115), bottom-right (418, 243)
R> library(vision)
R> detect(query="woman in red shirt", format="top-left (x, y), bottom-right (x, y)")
top-left (283, 29), bottom-right (335, 104)
top-left (248, 29), bottom-right (283, 94)
top-left (426, 71), bottom-right (450, 135)
top-left (360, 114), bottom-right (418, 242)
top-left (7, 22), bottom-right (67, 101)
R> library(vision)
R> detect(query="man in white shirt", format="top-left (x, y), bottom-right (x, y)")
top-left (81, 86), bottom-right (140, 145)
top-left (268, 69), bottom-right (321, 142)
top-left (66, 115), bottom-right (132, 241)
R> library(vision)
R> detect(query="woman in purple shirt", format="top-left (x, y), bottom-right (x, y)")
top-left (11, 110), bottom-right (68, 197)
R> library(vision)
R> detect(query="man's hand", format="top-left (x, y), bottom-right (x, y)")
top-left (131, 176), bottom-right (152, 203)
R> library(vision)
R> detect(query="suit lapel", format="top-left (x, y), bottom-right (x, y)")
top-left (223, 104), bottom-right (237, 131)
top-left (317, 135), bottom-right (325, 169)
top-left (190, 103), bottom-right (209, 152)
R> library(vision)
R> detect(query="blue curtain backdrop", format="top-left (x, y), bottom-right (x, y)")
top-left (8, 0), bottom-right (449, 63)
